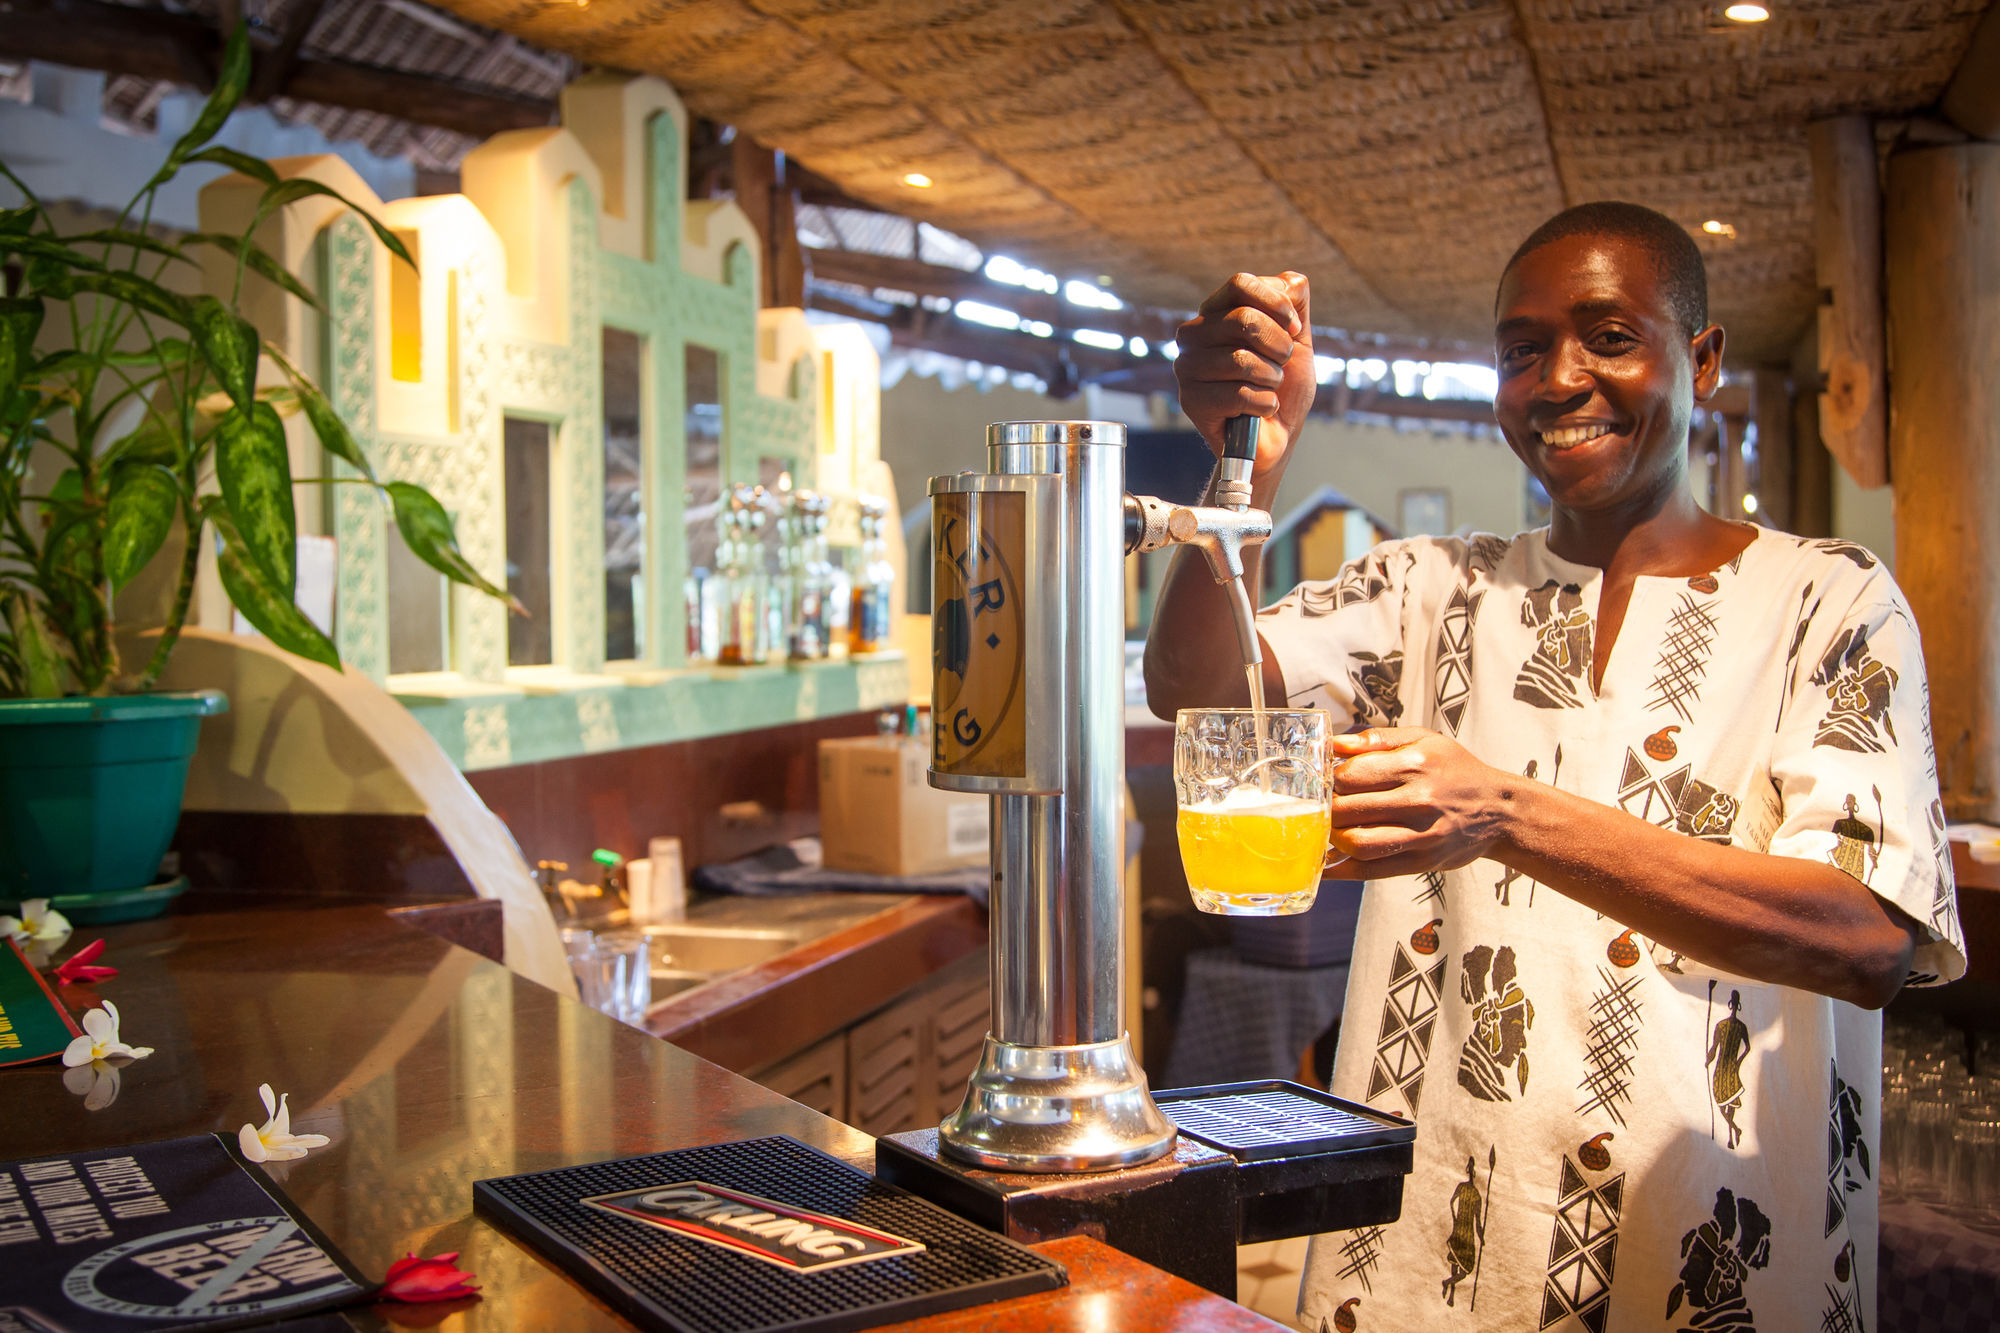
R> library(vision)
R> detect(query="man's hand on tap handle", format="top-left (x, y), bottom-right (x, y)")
top-left (1174, 272), bottom-right (1317, 496)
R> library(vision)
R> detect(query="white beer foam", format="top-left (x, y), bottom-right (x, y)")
top-left (1187, 786), bottom-right (1323, 818)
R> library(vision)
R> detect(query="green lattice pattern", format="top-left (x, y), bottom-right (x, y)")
top-left (312, 90), bottom-right (875, 769)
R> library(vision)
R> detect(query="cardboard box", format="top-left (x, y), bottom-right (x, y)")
top-left (818, 736), bottom-right (990, 877)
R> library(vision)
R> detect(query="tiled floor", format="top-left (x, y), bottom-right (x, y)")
top-left (1237, 1236), bottom-right (1314, 1330)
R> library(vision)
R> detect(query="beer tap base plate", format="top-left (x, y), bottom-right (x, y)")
top-left (934, 1033), bottom-right (1177, 1174)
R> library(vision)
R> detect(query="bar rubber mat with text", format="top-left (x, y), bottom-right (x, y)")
top-left (475, 1134), bottom-right (1064, 1333)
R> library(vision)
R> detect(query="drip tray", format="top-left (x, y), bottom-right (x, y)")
top-left (1154, 1081), bottom-right (1416, 1245)
top-left (475, 1135), bottom-right (1065, 1333)
top-left (1156, 1081), bottom-right (1414, 1160)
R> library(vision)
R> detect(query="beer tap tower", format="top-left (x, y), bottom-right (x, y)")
top-left (926, 419), bottom-right (1270, 1173)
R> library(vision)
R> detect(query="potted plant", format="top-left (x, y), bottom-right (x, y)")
top-left (0, 25), bottom-right (518, 921)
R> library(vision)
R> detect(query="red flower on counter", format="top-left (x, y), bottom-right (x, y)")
top-left (379, 1252), bottom-right (481, 1304)
top-left (55, 938), bottom-right (118, 986)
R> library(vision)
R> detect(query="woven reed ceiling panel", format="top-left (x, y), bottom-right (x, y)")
top-left (430, 0), bottom-right (1986, 361)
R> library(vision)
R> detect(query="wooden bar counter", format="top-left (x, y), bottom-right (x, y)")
top-left (0, 902), bottom-right (1283, 1331)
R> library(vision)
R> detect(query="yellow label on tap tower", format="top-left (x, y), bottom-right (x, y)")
top-left (931, 491), bottom-right (1027, 781)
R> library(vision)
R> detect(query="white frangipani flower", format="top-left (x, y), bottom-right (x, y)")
top-left (237, 1084), bottom-right (330, 1163)
top-left (61, 1001), bottom-right (154, 1068)
top-left (1, 898), bottom-right (71, 945)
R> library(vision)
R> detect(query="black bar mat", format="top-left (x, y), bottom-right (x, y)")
top-left (1155, 1080), bottom-right (1416, 1163)
top-left (0, 1133), bottom-right (371, 1331)
top-left (474, 1135), bottom-right (1064, 1333)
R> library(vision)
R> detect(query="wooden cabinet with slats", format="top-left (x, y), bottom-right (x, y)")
top-left (846, 994), bottom-right (927, 1134)
top-left (748, 948), bottom-right (989, 1137)
top-left (928, 958), bottom-right (991, 1122)
top-left (749, 1032), bottom-right (847, 1123)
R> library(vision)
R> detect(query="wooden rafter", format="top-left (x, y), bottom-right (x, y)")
top-left (1942, 0), bottom-right (2000, 139)
top-left (808, 247), bottom-right (1488, 366)
top-left (808, 283), bottom-right (1495, 425)
top-left (0, 0), bottom-right (554, 139)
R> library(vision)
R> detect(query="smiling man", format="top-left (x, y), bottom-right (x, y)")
top-left (1145, 203), bottom-right (1966, 1331)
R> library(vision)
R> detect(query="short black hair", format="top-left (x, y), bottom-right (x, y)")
top-left (1498, 201), bottom-right (1710, 338)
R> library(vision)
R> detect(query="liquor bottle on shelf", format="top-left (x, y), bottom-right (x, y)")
top-left (760, 482), bottom-right (789, 664)
top-left (684, 566), bottom-right (715, 663)
top-left (783, 489), bottom-right (835, 661)
top-left (848, 494), bottom-right (896, 655)
top-left (716, 484), bottom-right (772, 666)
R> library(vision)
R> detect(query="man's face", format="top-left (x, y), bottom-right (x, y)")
top-left (1492, 234), bottom-right (1721, 516)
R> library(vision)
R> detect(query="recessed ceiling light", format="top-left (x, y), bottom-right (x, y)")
top-left (1701, 219), bottom-right (1738, 239)
top-left (902, 172), bottom-right (934, 189)
top-left (1723, 3), bottom-right (1769, 21)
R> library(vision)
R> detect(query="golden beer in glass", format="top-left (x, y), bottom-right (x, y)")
top-left (1174, 708), bottom-right (1331, 916)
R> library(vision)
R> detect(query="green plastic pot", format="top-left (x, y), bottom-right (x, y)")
top-left (0, 690), bottom-right (227, 919)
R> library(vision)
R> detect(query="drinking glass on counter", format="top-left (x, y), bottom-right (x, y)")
top-left (1174, 707), bottom-right (1331, 916)
top-left (1947, 1103), bottom-right (2000, 1215)
top-left (562, 927), bottom-right (652, 1025)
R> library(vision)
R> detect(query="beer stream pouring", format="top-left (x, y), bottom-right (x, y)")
top-left (927, 419), bottom-right (1272, 1173)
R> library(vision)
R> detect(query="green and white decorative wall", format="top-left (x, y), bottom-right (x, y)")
top-left (195, 74), bottom-right (906, 771)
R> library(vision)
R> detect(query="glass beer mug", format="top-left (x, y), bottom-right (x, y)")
top-left (1174, 708), bottom-right (1331, 916)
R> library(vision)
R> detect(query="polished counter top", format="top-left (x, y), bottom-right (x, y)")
top-left (0, 902), bottom-right (1281, 1331)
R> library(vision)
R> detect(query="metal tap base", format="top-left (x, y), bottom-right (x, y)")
top-left (878, 1129), bottom-right (1241, 1298)
top-left (936, 1034), bottom-right (1177, 1173)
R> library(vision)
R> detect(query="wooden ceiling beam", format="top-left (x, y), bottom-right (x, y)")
top-left (1705, 381), bottom-right (1753, 418)
top-left (1809, 116), bottom-right (1889, 489)
top-left (809, 287), bottom-right (1496, 425)
top-left (1338, 390), bottom-right (1494, 427)
top-left (1942, 0), bottom-right (2000, 140)
top-left (811, 248), bottom-right (1184, 345)
top-left (1094, 364), bottom-right (1495, 426)
top-left (249, 0), bottom-right (329, 105)
top-left (789, 160), bottom-right (890, 217)
top-left (0, 0), bottom-right (554, 139)
top-left (808, 246), bottom-right (1488, 366)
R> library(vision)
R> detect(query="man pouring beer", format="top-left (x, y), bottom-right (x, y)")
top-left (1144, 203), bottom-right (1966, 1331)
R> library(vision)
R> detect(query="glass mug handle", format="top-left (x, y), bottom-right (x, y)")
top-left (1320, 745), bottom-right (1353, 874)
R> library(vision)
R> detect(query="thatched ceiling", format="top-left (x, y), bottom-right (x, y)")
top-left (427, 0), bottom-right (1987, 362)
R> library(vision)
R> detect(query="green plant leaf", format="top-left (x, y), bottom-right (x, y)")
top-left (0, 206), bottom-right (35, 235)
top-left (251, 178), bottom-right (415, 272)
top-left (37, 496), bottom-right (101, 653)
top-left (69, 228), bottom-right (186, 264)
top-left (24, 255), bottom-right (74, 300)
top-left (30, 349), bottom-right (100, 378)
top-left (105, 337), bottom-right (191, 369)
top-left (0, 234), bottom-right (106, 272)
top-left (103, 416), bottom-right (183, 470)
top-left (206, 502), bottom-right (339, 670)
top-left (65, 272), bottom-right (191, 327)
top-left (188, 294), bottom-right (259, 412)
top-left (102, 464), bottom-right (180, 590)
top-left (385, 481), bottom-right (525, 613)
top-left (185, 232), bottom-right (323, 311)
top-left (0, 296), bottom-right (44, 397)
top-left (1, 589), bottom-right (69, 697)
top-left (184, 146), bottom-right (281, 187)
top-left (152, 23), bottom-right (252, 185)
top-left (214, 401), bottom-right (295, 594)
top-left (266, 343), bottom-right (372, 480)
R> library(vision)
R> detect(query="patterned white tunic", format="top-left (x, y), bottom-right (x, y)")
top-left (1253, 527), bottom-right (1966, 1333)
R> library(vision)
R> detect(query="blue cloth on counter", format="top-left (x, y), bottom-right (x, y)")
top-left (692, 844), bottom-right (990, 906)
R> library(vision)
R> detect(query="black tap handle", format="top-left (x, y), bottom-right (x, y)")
top-left (1222, 415), bottom-right (1259, 463)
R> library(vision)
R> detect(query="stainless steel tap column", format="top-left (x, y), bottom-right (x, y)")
top-left (927, 420), bottom-right (1176, 1172)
